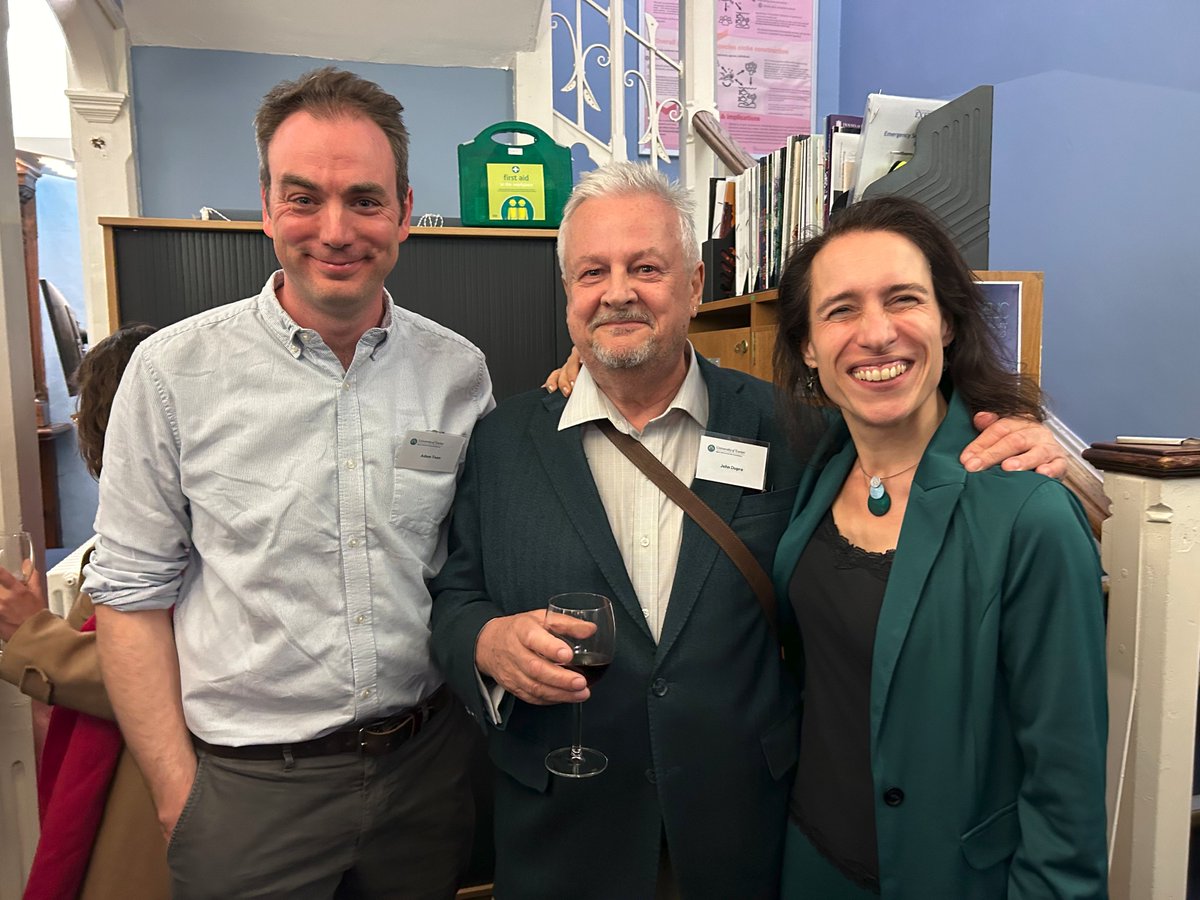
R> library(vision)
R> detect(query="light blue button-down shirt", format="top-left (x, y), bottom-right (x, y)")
top-left (84, 273), bottom-right (494, 745)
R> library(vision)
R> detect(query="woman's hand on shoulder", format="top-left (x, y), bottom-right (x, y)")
top-left (542, 347), bottom-right (582, 397)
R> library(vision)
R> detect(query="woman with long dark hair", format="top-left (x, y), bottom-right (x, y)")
top-left (0, 323), bottom-right (167, 900)
top-left (772, 197), bottom-right (1107, 898)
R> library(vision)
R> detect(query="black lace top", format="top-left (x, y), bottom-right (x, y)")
top-left (788, 510), bottom-right (893, 893)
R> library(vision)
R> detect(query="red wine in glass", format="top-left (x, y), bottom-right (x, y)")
top-left (565, 651), bottom-right (610, 686)
top-left (544, 592), bottom-right (616, 778)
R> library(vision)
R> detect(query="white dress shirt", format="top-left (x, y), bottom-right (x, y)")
top-left (559, 350), bottom-right (708, 641)
top-left (480, 347), bottom-right (709, 723)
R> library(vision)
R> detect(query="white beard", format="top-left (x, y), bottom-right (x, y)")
top-left (589, 334), bottom-right (659, 369)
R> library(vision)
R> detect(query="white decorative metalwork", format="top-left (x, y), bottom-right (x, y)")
top-left (551, 6), bottom-right (608, 116)
top-left (548, 0), bottom-right (682, 168)
top-left (622, 13), bottom-right (682, 165)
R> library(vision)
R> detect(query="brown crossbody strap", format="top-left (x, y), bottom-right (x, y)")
top-left (595, 419), bottom-right (779, 640)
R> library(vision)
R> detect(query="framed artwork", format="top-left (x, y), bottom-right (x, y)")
top-left (973, 270), bottom-right (1043, 384)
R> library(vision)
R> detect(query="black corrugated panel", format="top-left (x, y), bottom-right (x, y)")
top-left (111, 227), bottom-right (569, 400)
top-left (114, 228), bottom-right (277, 327)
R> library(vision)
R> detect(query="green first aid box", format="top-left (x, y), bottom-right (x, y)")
top-left (458, 121), bottom-right (572, 228)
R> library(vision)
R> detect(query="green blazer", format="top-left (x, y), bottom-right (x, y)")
top-left (772, 392), bottom-right (1108, 899)
top-left (431, 358), bottom-right (804, 900)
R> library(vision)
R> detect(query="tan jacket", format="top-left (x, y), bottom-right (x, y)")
top-left (0, 596), bottom-right (169, 900)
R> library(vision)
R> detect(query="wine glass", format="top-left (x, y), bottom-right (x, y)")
top-left (0, 531), bottom-right (33, 583)
top-left (544, 592), bottom-right (616, 778)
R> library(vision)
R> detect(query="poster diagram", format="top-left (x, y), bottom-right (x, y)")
top-left (641, 0), bottom-right (814, 159)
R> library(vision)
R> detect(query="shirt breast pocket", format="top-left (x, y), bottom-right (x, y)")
top-left (389, 463), bottom-right (459, 536)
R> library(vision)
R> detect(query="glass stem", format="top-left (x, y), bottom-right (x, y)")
top-left (570, 701), bottom-right (584, 761)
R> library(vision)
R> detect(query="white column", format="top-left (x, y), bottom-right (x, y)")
top-left (0, 0), bottom-right (46, 891)
top-left (513, 0), bottom-right (556, 134)
top-left (1104, 470), bottom-right (1200, 900)
top-left (55, 0), bottom-right (139, 340)
top-left (607, 0), bottom-right (627, 162)
top-left (66, 86), bottom-right (136, 339)
top-left (678, 0), bottom-right (719, 250)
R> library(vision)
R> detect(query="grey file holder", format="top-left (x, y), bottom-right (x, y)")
top-left (861, 84), bottom-right (994, 270)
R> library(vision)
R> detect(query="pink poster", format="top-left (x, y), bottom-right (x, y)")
top-left (642, 0), bottom-right (814, 159)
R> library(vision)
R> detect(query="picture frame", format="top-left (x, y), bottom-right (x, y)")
top-left (973, 270), bottom-right (1043, 384)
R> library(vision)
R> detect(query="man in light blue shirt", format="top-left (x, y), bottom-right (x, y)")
top-left (84, 68), bottom-right (493, 899)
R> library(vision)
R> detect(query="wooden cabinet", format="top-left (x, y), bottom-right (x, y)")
top-left (690, 289), bottom-right (778, 381)
top-left (690, 327), bottom-right (750, 370)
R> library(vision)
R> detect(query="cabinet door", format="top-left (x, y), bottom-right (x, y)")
top-left (691, 327), bottom-right (752, 373)
top-left (750, 326), bottom-right (776, 381)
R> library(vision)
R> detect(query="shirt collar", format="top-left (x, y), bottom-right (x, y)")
top-left (257, 271), bottom-right (394, 358)
top-left (558, 343), bottom-right (709, 435)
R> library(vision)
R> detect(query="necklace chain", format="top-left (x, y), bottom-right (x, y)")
top-left (856, 458), bottom-right (920, 482)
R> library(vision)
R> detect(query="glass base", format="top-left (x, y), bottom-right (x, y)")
top-left (545, 746), bottom-right (607, 778)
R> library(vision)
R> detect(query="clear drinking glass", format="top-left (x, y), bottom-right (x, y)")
top-left (543, 592), bottom-right (616, 778)
top-left (0, 531), bottom-right (33, 583)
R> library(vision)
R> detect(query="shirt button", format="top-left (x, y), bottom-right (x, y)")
top-left (641, 608), bottom-right (650, 618)
top-left (645, 769), bottom-right (657, 784)
top-left (355, 614), bottom-right (366, 625)
top-left (883, 787), bottom-right (905, 807)
top-left (361, 689), bottom-right (371, 699)
top-left (639, 536), bottom-right (650, 547)
top-left (345, 459), bottom-right (358, 469)
top-left (342, 382), bottom-right (351, 391)
top-left (348, 538), bottom-right (360, 548)
top-left (651, 678), bottom-right (668, 697)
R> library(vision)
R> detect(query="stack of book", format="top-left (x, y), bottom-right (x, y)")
top-left (704, 93), bottom-right (945, 302)
top-left (707, 132), bottom-right (825, 299)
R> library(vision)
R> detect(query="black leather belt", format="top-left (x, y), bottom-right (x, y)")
top-left (193, 684), bottom-right (448, 760)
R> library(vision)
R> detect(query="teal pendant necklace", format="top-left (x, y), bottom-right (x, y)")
top-left (858, 458), bottom-right (920, 517)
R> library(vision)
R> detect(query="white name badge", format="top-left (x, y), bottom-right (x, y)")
top-left (694, 433), bottom-right (769, 490)
top-left (395, 431), bottom-right (467, 473)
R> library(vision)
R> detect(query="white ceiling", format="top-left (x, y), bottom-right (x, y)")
top-left (121, 0), bottom-right (547, 69)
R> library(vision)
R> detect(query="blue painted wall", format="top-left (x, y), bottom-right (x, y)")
top-left (836, 1), bottom-right (1200, 442)
top-left (131, 47), bottom-right (514, 219)
top-left (813, 0), bottom-right (840, 126)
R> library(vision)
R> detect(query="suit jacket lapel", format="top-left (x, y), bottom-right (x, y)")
top-left (656, 363), bottom-right (760, 662)
top-left (529, 392), bottom-right (653, 642)
top-left (870, 397), bottom-right (971, 735)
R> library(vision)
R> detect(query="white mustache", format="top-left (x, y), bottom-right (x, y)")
top-left (589, 310), bottom-right (652, 329)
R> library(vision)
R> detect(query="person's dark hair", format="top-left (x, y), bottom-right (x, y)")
top-left (254, 66), bottom-right (410, 200)
top-left (773, 196), bottom-right (1043, 441)
top-left (71, 323), bottom-right (157, 479)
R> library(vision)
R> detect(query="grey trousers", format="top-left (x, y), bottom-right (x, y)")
top-left (167, 700), bottom-right (477, 900)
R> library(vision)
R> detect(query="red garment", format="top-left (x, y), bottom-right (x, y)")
top-left (23, 615), bottom-right (124, 900)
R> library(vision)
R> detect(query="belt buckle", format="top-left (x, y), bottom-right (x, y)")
top-left (359, 711), bottom-right (418, 756)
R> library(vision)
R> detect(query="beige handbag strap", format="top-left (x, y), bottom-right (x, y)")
top-left (595, 419), bottom-right (779, 640)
